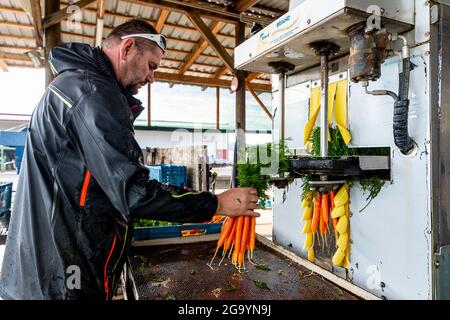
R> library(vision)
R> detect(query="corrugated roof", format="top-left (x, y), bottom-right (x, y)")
top-left (0, 0), bottom-right (279, 91)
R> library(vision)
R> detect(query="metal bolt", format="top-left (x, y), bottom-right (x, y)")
top-left (307, 19), bottom-right (311, 25)
top-left (380, 282), bottom-right (386, 288)
top-left (436, 261), bottom-right (440, 268)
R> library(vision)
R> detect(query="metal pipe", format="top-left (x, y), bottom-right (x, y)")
top-left (310, 41), bottom-right (339, 158)
top-left (320, 54), bottom-right (329, 158)
top-left (280, 72), bottom-right (286, 143)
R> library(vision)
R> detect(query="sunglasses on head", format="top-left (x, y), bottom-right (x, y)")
top-left (121, 33), bottom-right (167, 53)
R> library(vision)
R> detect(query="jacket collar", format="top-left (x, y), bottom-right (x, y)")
top-left (94, 47), bottom-right (145, 121)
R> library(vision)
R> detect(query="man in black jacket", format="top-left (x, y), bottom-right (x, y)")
top-left (0, 19), bottom-right (259, 300)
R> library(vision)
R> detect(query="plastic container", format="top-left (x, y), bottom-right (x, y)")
top-left (15, 146), bottom-right (24, 174)
top-left (146, 164), bottom-right (187, 187)
top-left (0, 182), bottom-right (12, 215)
top-left (0, 182), bottom-right (13, 230)
top-left (132, 222), bottom-right (223, 241)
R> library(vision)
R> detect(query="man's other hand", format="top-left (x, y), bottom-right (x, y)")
top-left (215, 188), bottom-right (260, 217)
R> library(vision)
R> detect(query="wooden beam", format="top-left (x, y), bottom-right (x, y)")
top-left (246, 81), bottom-right (272, 119)
top-left (0, 34), bottom-right (36, 41)
top-left (0, 21), bottom-right (34, 30)
top-left (0, 52), bottom-right (31, 62)
top-left (186, 12), bottom-right (233, 72)
top-left (58, 26), bottom-right (235, 51)
top-left (63, 3), bottom-right (236, 39)
top-left (0, 5), bottom-right (25, 14)
top-left (213, 65), bottom-right (228, 80)
top-left (96, 0), bottom-right (105, 19)
top-left (45, 0), bottom-right (62, 86)
top-left (43, 0), bottom-right (96, 29)
top-left (235, 0), bottom-right (262, 13)
top-left (178, 21), bottom-right (224, 75)
top-left (155, 9), bottom-right (169, 33)
top-left (234, 21), bottom-right (247, 180)
top-left (94, 0), bottom-right (105, 47)
top-left (247, 72), bottom-right (261, 82)
top-left (154, 72), bottom-right (271, 92)
top-left (0, 58), bottom-right (9, 72)
top-left (0, 45), bottom-right (37, 52)
top-left (121, 0), bottom-right (239, 25)
top-left (4, 18), bottom-right (236, 46)
top-left (29, 0), bottom-right (43, 47)
top-left (216, 87), bottom-right (220, 130)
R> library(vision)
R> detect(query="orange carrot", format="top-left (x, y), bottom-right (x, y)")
top-left (311, 193), bottom-right (321, 233)
top-left (319, 201), bottom-right (326, 247)
top-left (249, 216), bottom-right (256, 260)
top-left (223, 220), bottom-right (236, 253)
top-left (219, 220), bottom-right (237, 266)
top-left (238, 216), bottom-right (251, 270)
top-left (321, 193), bottom-right (329, 230)
top-left (330, 191), bottom-right (339, 245)
top-left (209, 217), bottom-right (234, 266)
top-left (232, 216), bottom-right (244, 265)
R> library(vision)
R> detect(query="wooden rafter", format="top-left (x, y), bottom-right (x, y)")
top-left (0, 45), bottom-right (36, 51)
top-left (0, 58), bottom-right (8, 72)
top-left (186, 12), bottom-right (233, 72)
top-left (247, 72), bottom-right (261, 82)
top-left (235, 0), bottom-right (263, 13)
top-left (28, 0), bottom-right (43, 47)
top-left (0, 52), bottom-right (31, 62)
top-left (121, 0), bottom-right (238, 25)
top-left (155, 72), bottom-right (271, 92)
top-left (0, 4), bottom-right (237, 41)
top-left (0, 34), bottom-right (35, 41)
top-left (126, 0), bottom-right (275, 25)
top-left (155, 9), bottom-right (169, 33)
top-left (56, 28), bottom-right (234, 52)
top-left (43, 0), bottom-right (96, 29)
top-left (213, 65), bottom-right (228, 80)
top-left (95, 0), bottom-right (105, 46)
top-left (246, 81), bottom-right (272, 119)
top-left (0, 5), bottom-right (25, 14)
top-left (178, 21), bottom-right (224, 75)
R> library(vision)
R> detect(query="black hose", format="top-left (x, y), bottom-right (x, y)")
top-left (393, 58), bottom-right (414, 154)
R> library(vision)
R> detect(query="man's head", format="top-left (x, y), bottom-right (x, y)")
top-left (102, 19), bottom-right (165, 95)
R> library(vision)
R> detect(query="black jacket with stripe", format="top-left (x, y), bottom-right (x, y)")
top-left (0, 43), bottom-right (218, 300)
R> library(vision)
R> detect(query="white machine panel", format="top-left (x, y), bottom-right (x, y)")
top-left (235, 0), bottom-right (414, 74)
top-left (272, 45), bottom-right (432, 299)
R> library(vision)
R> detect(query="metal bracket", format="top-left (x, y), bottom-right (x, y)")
top-left (434, 245), bottom-right (450, 300)
top-left (432, 4), bottom-right (440, 24)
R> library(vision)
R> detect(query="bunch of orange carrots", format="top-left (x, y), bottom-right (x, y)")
top-left (208, 215), bottom-right (256, 272)
top-left (301, 183), bottom-right (351, 267)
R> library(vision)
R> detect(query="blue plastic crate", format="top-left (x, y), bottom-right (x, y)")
top-left (146, 164), bottom-right (187, 187)
top-left (132, 222), bottom-right (223, 241)
top-left (0, 182), bottom-right (13, 215)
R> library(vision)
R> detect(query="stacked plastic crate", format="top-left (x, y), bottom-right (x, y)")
top-left (0, 182), bottom-right (12, 229)
top-left (147, 164), bottom-right (187, 188)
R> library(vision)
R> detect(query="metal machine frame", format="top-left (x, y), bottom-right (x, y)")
top-left (235, 0), bottom-right (450, 300)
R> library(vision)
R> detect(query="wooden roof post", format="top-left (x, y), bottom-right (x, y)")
top-left (233, 21), bottom-right (247, 187)
top-left (45, 0), bottom-right (61, 87)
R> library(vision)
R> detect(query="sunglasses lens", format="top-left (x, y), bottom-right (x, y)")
top-left (160, 35), bottom-right (167, 50)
